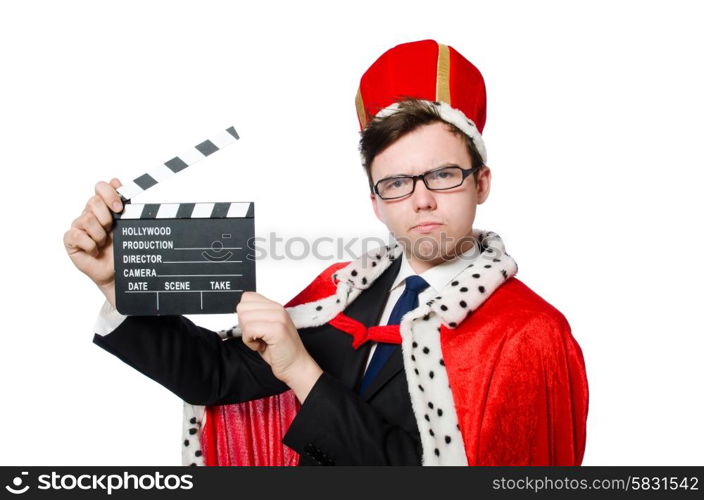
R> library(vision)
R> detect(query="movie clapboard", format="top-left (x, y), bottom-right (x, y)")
top-left (111, 126), bottom-right (255, 316)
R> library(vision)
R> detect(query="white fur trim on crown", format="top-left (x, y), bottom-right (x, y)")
top-left (375, 100), bottom-right (488, 164)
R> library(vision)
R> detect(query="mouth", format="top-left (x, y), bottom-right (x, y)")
top-left (410, 222), bottom-right (444, 233)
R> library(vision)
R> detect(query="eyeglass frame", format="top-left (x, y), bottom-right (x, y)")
top-left (371, 164), bottom-right (481, 200)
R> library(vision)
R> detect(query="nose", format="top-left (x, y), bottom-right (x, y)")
top-left (410, 178), bottom-right (437, 212)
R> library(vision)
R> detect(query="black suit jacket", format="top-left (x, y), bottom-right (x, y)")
top-left (93, 257), bottom-right (422, 465)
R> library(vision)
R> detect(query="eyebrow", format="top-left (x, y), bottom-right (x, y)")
top-left (377, 162), bottom-right (462, 181)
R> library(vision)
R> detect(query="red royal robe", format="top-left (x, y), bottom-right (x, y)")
top-left (198, 257), bottom-right (588, 466)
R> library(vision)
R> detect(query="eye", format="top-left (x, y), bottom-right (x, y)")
top-left (381, 177), bottom-right (407, 190)
top-left (429, 167), bottom-right (460, 180)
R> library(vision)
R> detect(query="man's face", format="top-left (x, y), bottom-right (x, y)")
top-left (369, 121), bottom-right (491, 271)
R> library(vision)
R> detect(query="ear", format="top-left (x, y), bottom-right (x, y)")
top-left (476, 165), bottom-right (492, 204)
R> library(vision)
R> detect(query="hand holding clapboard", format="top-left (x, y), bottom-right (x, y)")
top-left (64, 126), bottom-right (256, 315)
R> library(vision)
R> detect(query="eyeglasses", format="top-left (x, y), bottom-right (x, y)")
top-left (372, 165), bottom-right (480, 200)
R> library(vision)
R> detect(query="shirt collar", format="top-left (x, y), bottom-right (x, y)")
top-left (389, 243), bottom-right (482, 294)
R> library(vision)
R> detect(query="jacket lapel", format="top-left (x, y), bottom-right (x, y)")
top-left (360, 345), bottom-right (403, 401)
top-left (338, 257), bottom-right (402, 393)
top-left (350, 256), bottom-right (404, 400)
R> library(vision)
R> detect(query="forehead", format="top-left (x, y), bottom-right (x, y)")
top-left (370, 121), bottom-right (471, 179)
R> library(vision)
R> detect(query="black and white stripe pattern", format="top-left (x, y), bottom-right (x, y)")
top-left (116, 126), bottom-right (240, 202)
top-left (114, 201), bottom-right (253, 220)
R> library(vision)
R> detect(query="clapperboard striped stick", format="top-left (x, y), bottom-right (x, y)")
top-left (111, 124), bottom-right (255, 315)
top-left (115, 201), bottom-right (254, 221)
top-left (116, 126), bottom-right (240, 202)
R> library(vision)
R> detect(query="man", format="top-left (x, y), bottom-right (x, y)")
top-left (64, 39), bottom-right (588, 465)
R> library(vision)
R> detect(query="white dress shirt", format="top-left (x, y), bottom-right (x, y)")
top-left (362, 245), bottom-right (480, 373)
top-left (94, 297), bottom-right (128, 336)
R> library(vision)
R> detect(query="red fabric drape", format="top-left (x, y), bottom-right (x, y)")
top-left (201, 391), bottom-right (301, 466)
top-left (198, 266), bottom-right (588, 466)
top-left (200, 262), bottom-right (348, 466)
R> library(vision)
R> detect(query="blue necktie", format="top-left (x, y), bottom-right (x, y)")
top-left (358, 275), bottom-right (430, 394)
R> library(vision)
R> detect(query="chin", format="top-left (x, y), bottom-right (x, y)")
top-left (403, 235), bottom-right (444, 262)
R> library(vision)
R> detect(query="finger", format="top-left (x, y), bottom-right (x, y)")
top-left (236, 292), bottom-right (281, 311)
top-left (64, 227), bottom-right (99, 257)
top-left (243, 337), bottom-right (266, 353)
top-left (85, 194), bottom-right (114, 230)
top-left (242, 321), bottom-right (278, 348)
top-left (109, 178), bottom-right (122, 189)
top-left (236, 301), bottom-right (283, 316)
top-left (238, 309), bottom-right (290, 327)
top-left (239, 291), bottom-right (275, 304)
top-left (242, 325), bottom-right (268, 352)
top-left (95, 180), bottom-right (123, 213)
top-left (75, 212), bottom-right (109, 248)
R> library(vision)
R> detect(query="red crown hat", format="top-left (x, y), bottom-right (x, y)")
top-left (356, 39), bottom-right (488, 163)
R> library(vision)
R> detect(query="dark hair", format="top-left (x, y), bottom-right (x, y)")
top-left (359, 98), bottom-right (484, 192)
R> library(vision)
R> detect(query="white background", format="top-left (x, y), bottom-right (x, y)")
top-left (1, 0), bottom-right (702, 465)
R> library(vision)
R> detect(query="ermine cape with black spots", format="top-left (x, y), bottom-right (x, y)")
top-left (181, 229), bottom-right (588, 466)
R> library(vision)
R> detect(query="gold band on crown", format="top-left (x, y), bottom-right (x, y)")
top-left (435, 43), bottom-right (451, 104)
top-left (355, 88), bottom-right (368, 129)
